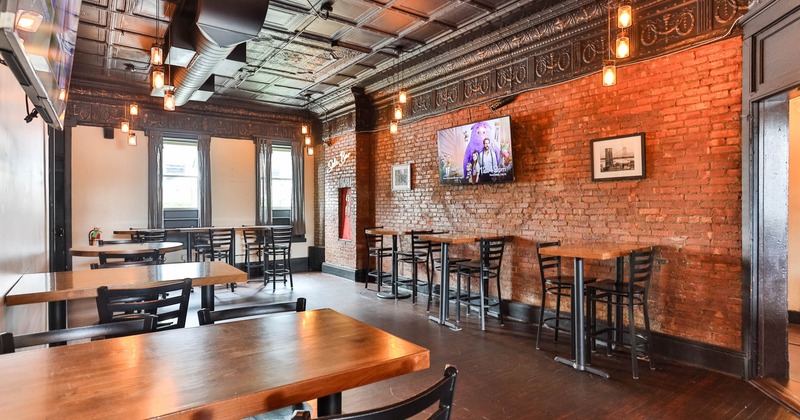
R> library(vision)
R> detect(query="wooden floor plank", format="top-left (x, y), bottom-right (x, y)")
top-left (60, 271), bottom-right (794, 419)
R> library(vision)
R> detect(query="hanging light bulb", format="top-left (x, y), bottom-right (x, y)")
top-left (121, 120), bottom-right (130, 133)
top-left (390, 120), bottom-right (398, 134)
top-left (618, 4), bottom-right (632, 29)
top-left (301, 124), bottom-right (308, 134)
top-left (150, 44), bottom-right (163, 66)
top-left (305, 135), bottom-right (312, 146)
top-left (128, 132), bottom-right (137, 146)
top-left (307, 145), bottom-right (314, 156)
top-left (602, 61), bottom-right (617, 86)
top-left (152, 69), bottom-right (164, 89)
top-left (394, 105), bottom-right (403, 120)
top-left (129, 103), bottom-right (139, 116)
top-left (398, 88), bottom-right (408, 104)
top-left (164, 89), bottom-right (175, 111)
top-left (615, 33), bottom-right (630, 59)
top-left (58, 88), bottom-right (67, 101)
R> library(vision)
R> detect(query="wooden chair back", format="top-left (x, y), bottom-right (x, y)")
top-left (0, 315), bottom-right (157, 354)
top-left (96, 278), bottom-right (193, 331)
top-left (197, 298), bottom-right (307, 325)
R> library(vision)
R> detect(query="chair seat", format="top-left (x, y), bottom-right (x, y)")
top-left (586, 279), bottom-right (645, 295)
top-left (544, 275), bottom-right (597, 286)
top-left (397, 251), bottom-right (428, 262)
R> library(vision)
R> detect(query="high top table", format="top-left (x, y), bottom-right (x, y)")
top-left (0, 309), bottom-right (430, 418)
top-left (417, 233), bottom-right (481, 331)
top-left (537, 242), bottom-right (652, 379)
top-left (69, 241), bottom-right (184, 257)
top-left (364, 228), bottom-right (413, 300)
top-left (5, 261), bottom-right (246, 330)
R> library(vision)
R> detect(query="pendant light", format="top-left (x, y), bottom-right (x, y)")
top-left (150, 3), bottom-right (163, 65)
top-left (390, 120), bottom-right (398, 134)
top-left (394, 104), bottom-right (403, 120)
top-left (602, 2), bottom-right (617, 87)
top-left (121, 120), bottom-right (130, 133)
top-left (152, 68), bottom-right (164, 89)
top-left (58, 88), bottom-right (67, 101)
top-left (304, 134), bottom-right (312, 146)
top-left (301, 124), bottom-right (308, 134)
top-left (615, 32), bottom-right (630, 58)
top-left (128, 132), bottom-right (138, 146)
top-left (164, 89), bottom-right (175, 111)
top-left (618, 3), bottom-right (632, 28)
top-left (307, 145), bottom-right (314, 156)
top-left (398, 88), bottom-right (407, 104)
top-left (129, 103), bottom-right (139, 116)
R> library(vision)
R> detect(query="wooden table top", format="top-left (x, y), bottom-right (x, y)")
top-left (537, 242), bottom-right (652, 260)
top-left (418, 233), bottom-right (506, 244)
top-left (0, 309), bottom-right (430, 419)
top-left (5, 261), bottom-right (246, 305)
top-left (69, 241), bottom-right (184, 257)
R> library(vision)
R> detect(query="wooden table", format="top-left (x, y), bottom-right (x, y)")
top-left (0, 309), bottom-right (430, 418)
top-left (69, 241), bottom-right (184, 257)
top-left (364, 228), bottom-right (414, 300)
top-left (5, 261), bottom-right (246, 330)
top-left (537, 242), bottom-right (652, 379)
top-left (418, 233), bottom-right (481, 331)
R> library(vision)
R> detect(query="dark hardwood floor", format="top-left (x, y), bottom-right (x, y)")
top-left (67, 272), bottom-right (794, 419)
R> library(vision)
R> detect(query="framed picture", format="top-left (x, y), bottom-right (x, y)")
top-left (590, 132), bottom-right (646, 181)
top-left (391, 163), bottom-right (412, 191)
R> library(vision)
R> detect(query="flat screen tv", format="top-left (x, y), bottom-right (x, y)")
top-left (0, 0), bottom-right (82, 130)
top-left (436, 115), bottom-right (514, 185)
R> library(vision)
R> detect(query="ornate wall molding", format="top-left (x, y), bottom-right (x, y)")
top-left (67, 83), bottom-right (307, 141)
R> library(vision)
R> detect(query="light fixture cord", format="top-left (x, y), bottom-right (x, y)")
top-left (607, 0), bottom-right (612, 60)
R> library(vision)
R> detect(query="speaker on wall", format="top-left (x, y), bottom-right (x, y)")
top-left (103, 127), bottom-right (114, 139)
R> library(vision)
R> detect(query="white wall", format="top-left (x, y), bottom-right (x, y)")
top-left (71, 126), bottom-right (149, 269)
top-left (0, 65), bottom-right (49, 333)
top-left (789, 96), bottom-right (800, 311)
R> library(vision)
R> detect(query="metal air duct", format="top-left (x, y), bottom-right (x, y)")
top-left (171, 0), bottom-right (269, 107)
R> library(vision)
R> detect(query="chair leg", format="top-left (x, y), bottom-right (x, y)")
top-left (495, 273), bottom-right (504, 326)
top-left (426, 267), bottom-right (433, 313)
top-left (643, 300), bottom-right (655, 371)
top-left (455, 271), bottom-right (462, 323)
top-left (605, 296), bottom-right (613, 356)
top-left (288, 251), bottom-right (294, 288)
top-left (411, 259), bottom-right (418, 304)
top-left (479, 272), bottom-right (486, 331)
top-left (628, 301), bottom-right (638, 379)
top-left (554, 292), bottom-right (562, 343)
top-left (589, 291), bottom-right (596, 353)
top-left (536, 291), bottom-right (546, 350)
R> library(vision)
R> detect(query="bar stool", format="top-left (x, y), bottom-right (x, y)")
top-left (365, 227), bottom-right (392, 292)
top-left (241, 227), bottom-right (264, 279)
top-left (397, 230), bottom-right (433, 303)
top-left (264, 225), bottom-right (294, 290)
top-left (456, 237), bottom-right (506, 331)
top-left (586, 248), bottom-right (656, 379)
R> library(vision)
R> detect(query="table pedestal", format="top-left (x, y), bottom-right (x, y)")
top-left (377, 234), bottom-right (410, 300)
top-left (427, 242), bottom-right (460, 331)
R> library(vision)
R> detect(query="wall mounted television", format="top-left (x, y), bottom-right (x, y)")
top-left (0, 0), bottom-right (82, 130)
top-left (436, 115), bottom-right (514, 185)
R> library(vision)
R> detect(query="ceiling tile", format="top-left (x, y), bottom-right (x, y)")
top-left (437, 4), bottom-right (485, 27)
top-left (393, 0), bottom-right (452, 17)
top-left (340, 28), bottom-right (388, 49)
top-left (304, 19), bottom-right (347, 38)
top-left (364, 9), bottom-right (416, 35)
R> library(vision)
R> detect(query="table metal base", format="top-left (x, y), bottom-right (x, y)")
top-left (317, 392), bottom-right (342, 416)
top-left (554, 356), bottom-right (610, 379)
top-left (377, 290), bottom-right (411, 299)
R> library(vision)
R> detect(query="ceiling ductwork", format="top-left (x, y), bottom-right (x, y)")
top-left (170, 0), bottom-right (269, 107)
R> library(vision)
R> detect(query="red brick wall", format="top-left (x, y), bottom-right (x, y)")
top-left (367, 37), bottom-right (744, 349)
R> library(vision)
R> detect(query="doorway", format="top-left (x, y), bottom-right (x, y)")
top-left (787, 95), bottom-right (800, 385)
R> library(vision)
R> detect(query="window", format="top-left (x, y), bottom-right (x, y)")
top-left (162, 140), bottom-right (198, 209)
top-left (271, 145), bottom-right (292, 217)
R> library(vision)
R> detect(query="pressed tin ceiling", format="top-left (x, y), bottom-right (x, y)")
top-left (71, 0), bottom-right (571, 116)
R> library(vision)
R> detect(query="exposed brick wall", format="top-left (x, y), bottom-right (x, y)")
top-left (314, 146), bottom-right (326, 247)
top-left (365, 37), bottom-right (744, 349)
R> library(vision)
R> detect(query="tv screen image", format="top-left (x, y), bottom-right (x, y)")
top-left (436, 116), bottom-right (514, 185)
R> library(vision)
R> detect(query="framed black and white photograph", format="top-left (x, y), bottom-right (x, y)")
top-left (391, 163), bottom-right (412, 191)
top-left (590, 133), bottom-right (646, 181)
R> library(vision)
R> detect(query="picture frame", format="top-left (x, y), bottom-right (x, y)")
top-left (590, 132), bottom-right (646, 181)
top-left (391, 163), bottom-right (412, 191)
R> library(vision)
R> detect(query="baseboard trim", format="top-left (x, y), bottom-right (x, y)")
top-left (321, 263), bottom-right (366, 281)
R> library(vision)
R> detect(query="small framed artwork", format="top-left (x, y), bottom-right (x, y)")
top-left (590, 132), bottom-right (646, 181)
top-left (391, 163), bottom-right (412, 191)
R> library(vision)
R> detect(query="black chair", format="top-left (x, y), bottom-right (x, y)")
top-left (204, 228), bottom-right (236, 291)
top-left (264, 226), bottom-right (294, 290)
top-left (198, 298), bottom-right (307, 325)
top-left (535, 241), bottom-right (596, 351)
top-left (587, 248), bottom-right (656, 379)
top-left (427, 232), bottom-right (470, 314)
top-left (134, 229), bottom-right (167, 243)
top-left (96, 278), bottom-right (193, 331)
top-left (397, 230), bottom-right (433, 303)
top-left (0, 315), bottom-right (157, 354)
top-left (242, 227), bottom-right (265, 279)
top-left (91, 249), bottom-right (162, 269)
top-left (293, 365), bottom-right (458, 420)
top-left (191, 230), bottom-right (212, 262)
top-left (365, 228), bottom-right (392, 292)
top-left (456, 237), bottom-right (506, 331)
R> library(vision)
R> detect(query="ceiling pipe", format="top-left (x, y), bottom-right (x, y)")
top-left (171, 0), bottom-right (270, 107)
